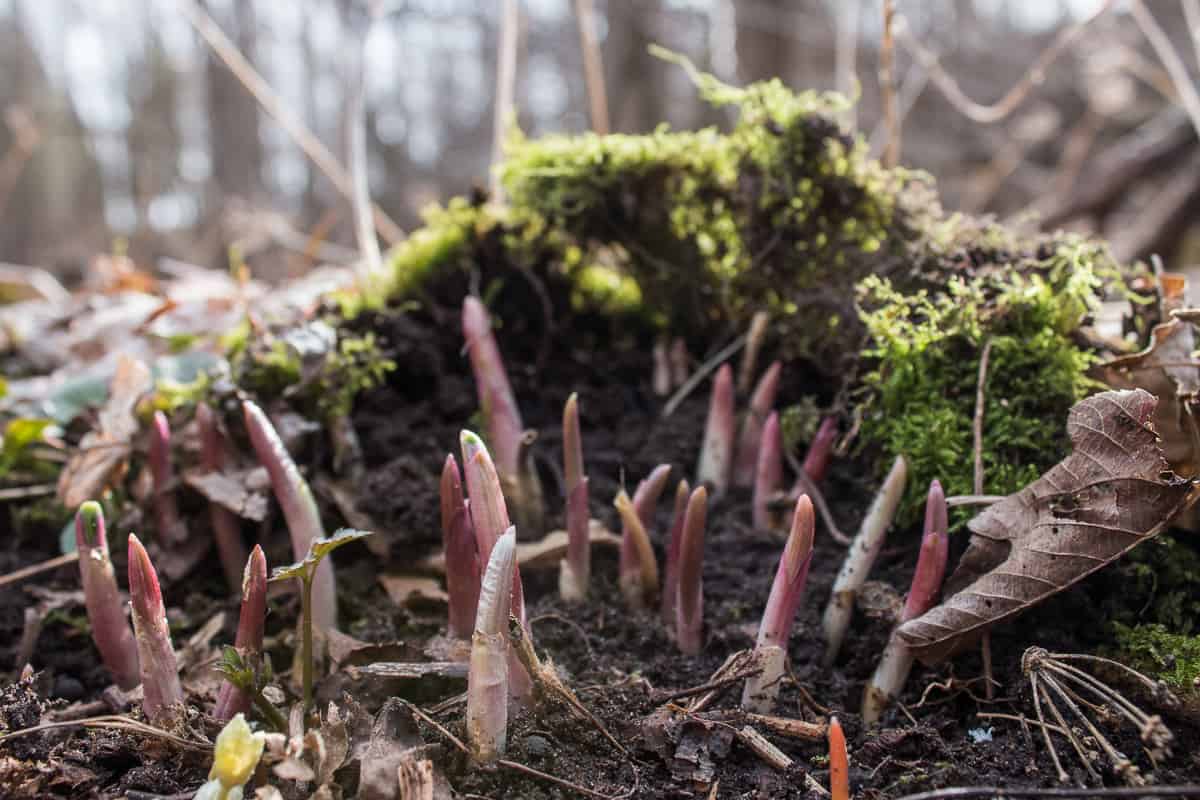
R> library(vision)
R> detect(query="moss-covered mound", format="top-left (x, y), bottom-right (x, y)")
top-left (328, 55), bottom-right (1128, 524)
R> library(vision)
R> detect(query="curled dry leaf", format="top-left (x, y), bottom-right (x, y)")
top-left (57, 356), bottom-right (152, 508)
top-left (899, 389), bottom-right (1196, 664)
top-left (1099, 314), bottom-right (1200, 477)
top-left (182, 468), bottom-right (269, 521)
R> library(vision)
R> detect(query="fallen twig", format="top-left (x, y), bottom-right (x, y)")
top-left (0, 715), bottom-right (210, 751)
top-left (662, 335), bottom-right (747, 418)
top-left (0, 552), bottom-right (79, 590)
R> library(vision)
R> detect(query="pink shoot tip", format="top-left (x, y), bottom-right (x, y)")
top-left (904, 479), bottom-right (949, 623)
top-left (742, 495), bottom-right (815, 711)
top-left (442, 454), bottom-right (481, 639)
top-left (800, 416), bottom-right (838, 487)
top-left (660, 479), bottom-right (690, 627)
top-left (243, 400), bottom-right (336, 631)
top-left (149, 411), bottom-right (185, 545)
top-left (697, 364), bottom-right (735, 494)
top-left (462, 296), bottom-right (523, 478)
top-left (197, 402), bottom-right (248, 594)
top-left (75, 502), bottom-right (139, 690)
top-left (751, 411), bottom-right (783, 530)
top-left (460, 430), bottom-right (526, 629)
top-left (214, 545), bottom-right (268, 720)
top-left (675, 485), bottom-right (707, 655)
top-left (734, 361), bottom-right (781, 486)
top-left (127, 534), bottom-right (184, 722)
top-left (615, 489), bottom-right (659, 610)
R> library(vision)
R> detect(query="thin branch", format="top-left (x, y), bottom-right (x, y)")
top-left (0, 482), bottom-right (57, 500)
top-left (662, 335), bottom-right (747, 418)
top-left (0, 552), bottom-right (79, 590)
top-left (973, 338), bottom-right (994, 497)
top-left (880, 0), bottom-right (899, 166)
top-left (835, 0), bottom-right (861, 129)
top-left (491, 0), bottom-right (520, 202)
top-left (574, 0), bottom-right (610, 135)
top-left (0, 715), bottom-right (211, 751)
top-left (1184, 0), bottom-right (1200, 71)
top-left (350, 11), bottom-right (383, 289)
top-left (1131, 0), bottom-right (1200, 141)
top-left (176, 0), bottom-right (403, 245)
top-left (895, 0), bottom-right (1115, 125)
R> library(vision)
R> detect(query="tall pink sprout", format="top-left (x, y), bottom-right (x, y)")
top-left (696, 364), bottom-right (735, 494)
top-left (197, 402), bottom-right (248, 593)
top-left (75, 502), bottom-right (139, 690)
top-left (462, 296), bottom-right (523, 479)
top-left (733, 361), bottom-right (781, 487)
top-left (128, 534), bottom-right (184, 722)
top-left (675, 486), bottom-right (707, 655)
top-left (442, 454), bottom-right (481, 639)
top-left (752, 411), bottom-right (783, 530)
top-left (214, 545), bottom-right (268, 720)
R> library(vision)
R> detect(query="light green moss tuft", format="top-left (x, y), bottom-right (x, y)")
top-left (1112, 622), bottom-right (1200, 696)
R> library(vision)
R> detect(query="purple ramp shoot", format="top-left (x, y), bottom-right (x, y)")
top-left (197, 402), bottom-right (248, 593)
top-left (75, 502), bottom-right (139, 690)
top-left (149, 411), bottom-right (186, 545)
top-left (214, 545), bottom-right (268, 721)
top-left (862, 480), bottom-right (949, 726)
top-left (243, 400), bottom-right (336, 631)
top-left (675, 485), bottom-right (708, 655)
top-left (696, 364), bottom-right (735, 494)
top-left (821, 455), bottom-right (907, 666)
top-left (560, 393), bottom-right (590, 601)
top-left (442, 454), bottom-right (481, 639)
top-left (742, 495), bottom-right (816, 712)
top-left (467, 528), bottom-right (517, 763)
top-left (128, 534), bottom-right (184, 723)
top-left (619, 464), bottom-right (671, 595)
top-left (734, 361), bottom-right (781, 487)
top-left (615, 489), bottom-right (659, 610)
top-left (660, 479), bottom-right (690, 627)
top-left (752, 411), bottom-right (783, 530)
top-left (462, 296), bottom-right (523, 479)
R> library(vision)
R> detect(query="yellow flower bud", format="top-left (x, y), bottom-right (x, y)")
top-left (209, 713), bottom-right (265, 790)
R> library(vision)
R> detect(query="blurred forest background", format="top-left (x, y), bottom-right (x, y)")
top-left (2, 0), bottom-right (1198, 283)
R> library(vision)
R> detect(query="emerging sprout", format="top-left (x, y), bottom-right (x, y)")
top-left (460, 430), bottom-right (531, 700)
top-left (828, 716), bottom-right (849, 800)
top-left (615, 489), bottom-right (659, 610)
top-left (197, 402), bottom-right (249, 594)
top-left (734, 361), bottom-right (781, 487)
top-left (742, 495), bottom-right (815, 712)
top-left (270, 529), bottom-right (372, 712)
top-left (620, 464), bottom-right (671, 599)
top-left (442, 455), bottom-right (481, 639)
top-left (467, 528), bottom-right (517, 763)
top-left (215, 546), bottom-right (269, 721)
top-left (462, 295), bottom-right (524, 481)
top-left (660, 479), bottom-right (690, 628)
top-left (751, 411), bottom-right (783, 530)
top-left (194, 713), bottom-right (265, 800)
top-left (821, 455), bottom-right (907, 666)
top-left (675, 485), bottom-right (708, 655)
top-left (862, 480), bottom-right (949, 726)
top-left (696, 364), bottom-right (735, 494)
top-left (652, 339), bottom-right (671, 397)
top-left (560, 393), bottom-right (590, 601)
top-left (128, 534), bottom-right (184, 723)
top-left (800, 415), bottom-right (838, 487)
top-left (243, 400), bottom-right (336, 631)
top-left (669, 337), bottom-right (689, 388)
top-left (75, 502), bottom-right (139, 690)
top-left (149, 411), bottom-right (186, 544)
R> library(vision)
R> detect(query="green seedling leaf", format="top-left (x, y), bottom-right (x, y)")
top-left (311, 528), bottom-right (373, 561)
top-left (269, 528), bottom-right (374, 584)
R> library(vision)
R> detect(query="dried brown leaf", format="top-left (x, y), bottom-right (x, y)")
top-left (182, 468), bottom-right (269, 521)
top-left (56, 356), bottom-right (152, 508)
top-left (898, 389), bottom-right (1195, 664)
top-left (1099, 316), bottom-right (1200, 476)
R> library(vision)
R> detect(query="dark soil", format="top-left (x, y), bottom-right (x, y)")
top-left (2, 293), bottom-right (1199, 799)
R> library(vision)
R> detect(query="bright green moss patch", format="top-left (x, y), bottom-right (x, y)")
top-left (856, 235), bottom-right (1113, 521)
top-left (1112, 622), bottom-right (1200, 696)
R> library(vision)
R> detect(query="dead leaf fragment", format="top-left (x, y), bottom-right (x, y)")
top-left (898, 389), bottom-right (1195, 664)
top-left (183, 468), bottom-right (269, 521)
top-left (378, 575), bottom-right (448, 608)
top-left (57, 356), bottom-right (152, 508)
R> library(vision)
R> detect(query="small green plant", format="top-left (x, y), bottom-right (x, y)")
top-left (1112, 623), bottom-right (1200, 698)
top-left (269, 528), bottom-right (372, 712)
top-left (215, 647), bottom-right (286, 732)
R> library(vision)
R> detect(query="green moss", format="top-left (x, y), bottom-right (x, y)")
top-left (856, 235), bottom-right (1113, 521)
top-left (1112, 622), bottom-right (1200, 696)
top-left (1101, 533), bottom-right (1200, 634)
top-left (315, 333), bottom-right (395, 420)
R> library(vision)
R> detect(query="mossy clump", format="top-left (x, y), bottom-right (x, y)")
top-left (1112, 622), bottom-right (1200, 699)
top-left (856, 234), bottom-right (1115, 521)
top-left (497, 51), bottom-right (925, 353)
